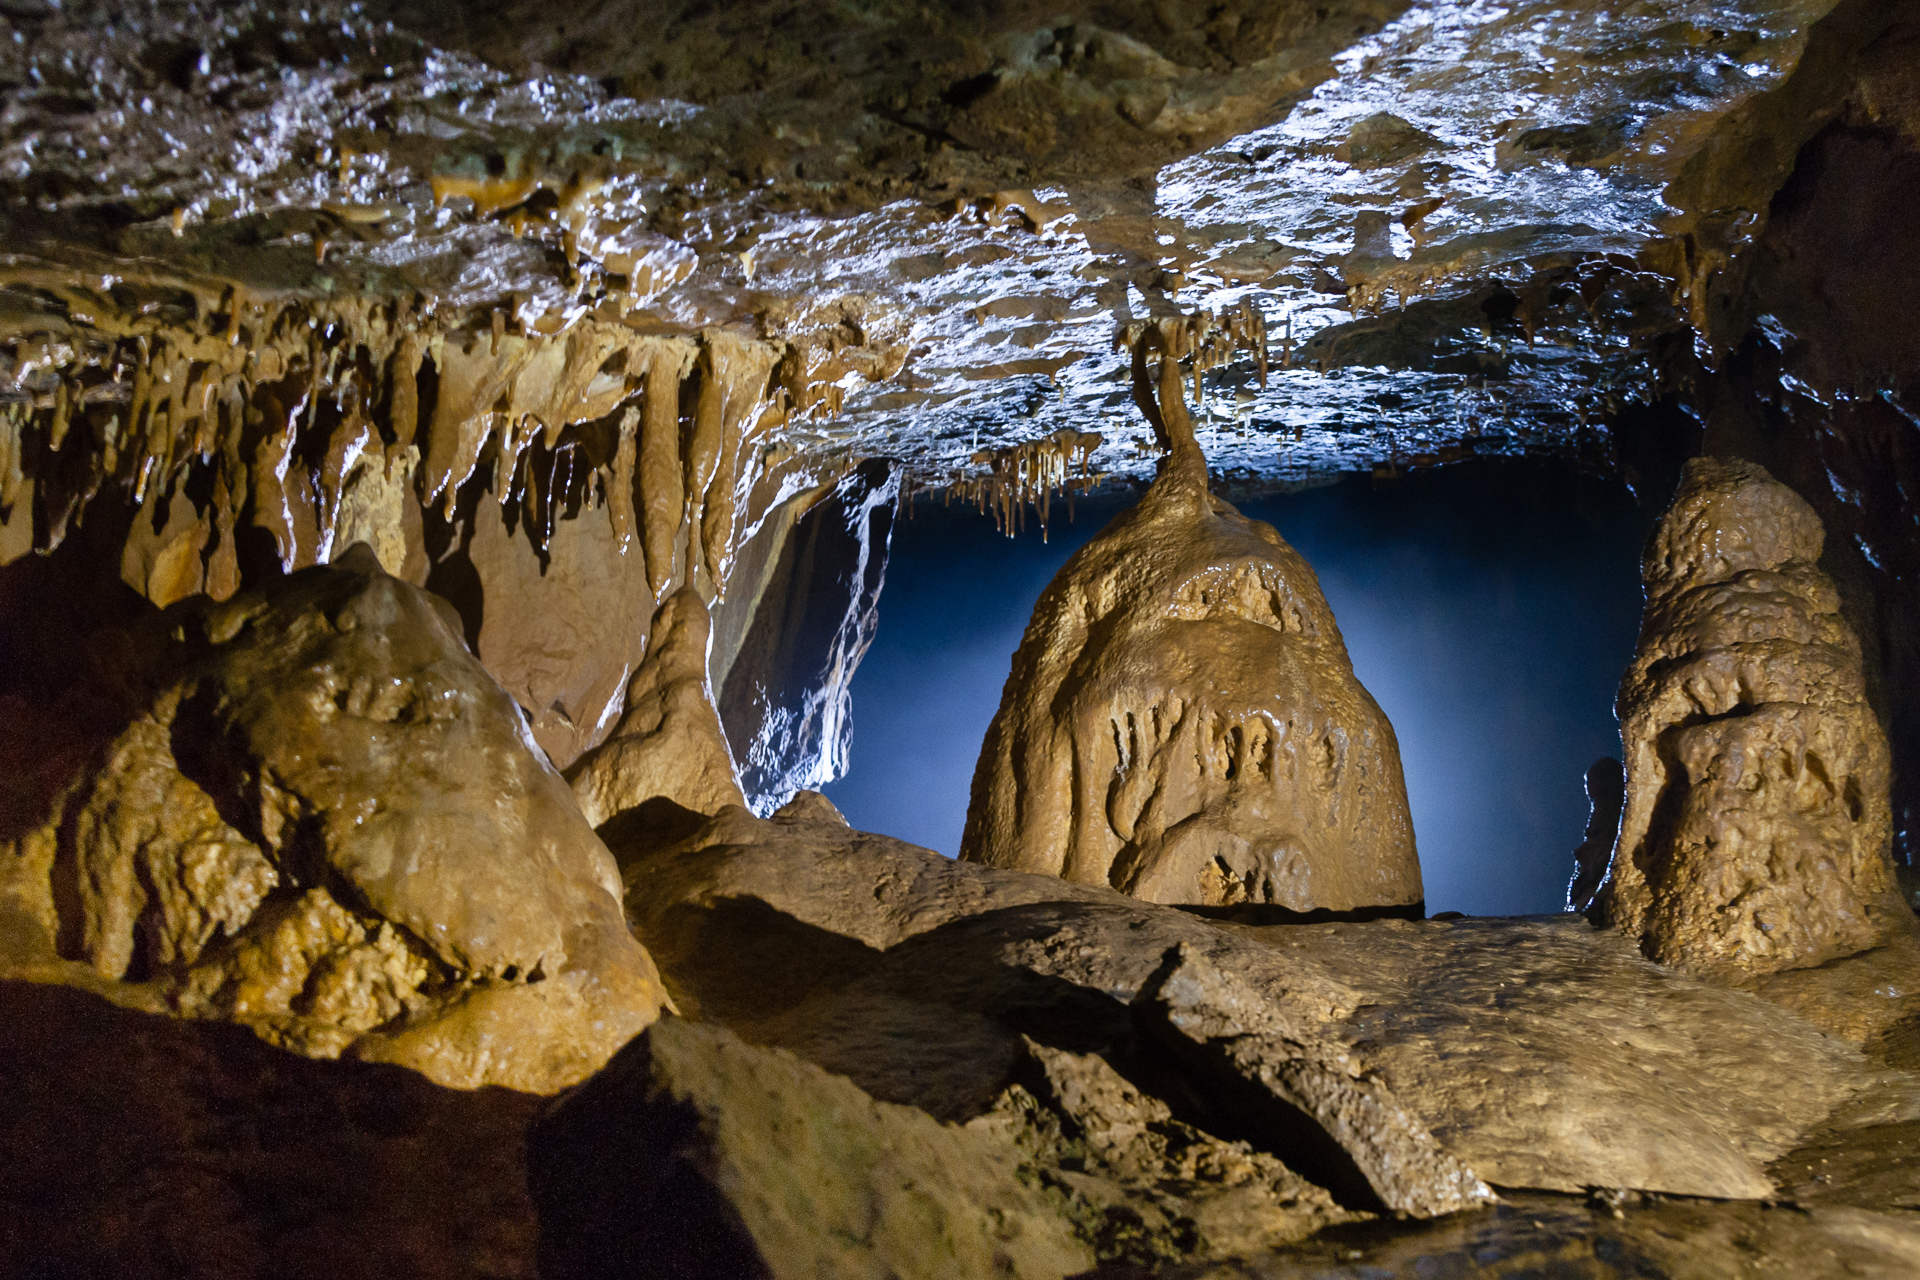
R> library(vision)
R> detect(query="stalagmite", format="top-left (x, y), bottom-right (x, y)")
top-left (959, 320), bottom-right (1420, 911)
top-left (570, 587), bottom-right (747, 826)
top-left (1595, 457), bottom-right (1916, 977)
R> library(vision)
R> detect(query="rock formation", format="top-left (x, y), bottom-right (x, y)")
top-left (1597, 457), bottom-right (1915, 977)
top-left (615, 803), bottom-right (1887, 1212)
top-left (0, 545), bottom-right (666, 1092)
top-left (569, 586), bottom-right (745, 826)
top-left (718, 459), bottom-right (901, 814)
top-left (530, 1015), bottom-right (1096, 1280)
top-left (960, 322), bottom-right (1420, 911)
top-left (1567, 756), bottom-right (1624, 913)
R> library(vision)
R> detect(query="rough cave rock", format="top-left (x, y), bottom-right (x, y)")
top-left (615, 802), bottom-right (1903, 1217)
top-left (0, 545), bottom-right (667, 1093)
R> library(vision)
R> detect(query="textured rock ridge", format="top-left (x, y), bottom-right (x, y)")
top-left (569, 586), bottom-right (745, 826)
top-left (529, 1015), bottom-right (1095, 1280)
top-left (959, 322), bottom-right (1419, 910)
top-left (1138, 942), bottom-right (1493, 1217)
top-left (1597, 456), bottom-right (1915, 977)
top-left (0, 546), bottom-right (666, 1092)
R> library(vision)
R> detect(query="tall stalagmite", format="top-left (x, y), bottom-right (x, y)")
top-left (1597, 457), bottom-right (1914, 976)
top-left (959, 325), bottom-right (1420, 910)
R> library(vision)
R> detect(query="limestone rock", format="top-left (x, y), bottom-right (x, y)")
top-left (979, 1037), bottom-right (1358, 1264)
top-left (1567, 756), bottom-right (1623, 913)
top-left (528, 1015), bottom-right (1095, 1280)
top-left (718, 458), bottom-right (900, 814)
top-left (1597, 456), bottom-right (1915, 977)
top-left (0, 546), bottom-right (666, 1092)
top-left (569, 587), bottom-right (745, 827)
top-left (1138, 943), bottom-right (1493, 1217)
top-left (960, 338), bottom-right (1419, 911)
top-left (616, 805), bottom-right (1882, 1204)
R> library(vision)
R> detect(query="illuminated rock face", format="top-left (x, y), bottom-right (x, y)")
top-left (0, 545), bottom-right (666, 1092)
top-left (1597, 457), bottom-right (1915, 977)
top-left (961, 355), bottom-right (1419, 912)
top-left (718, 460), bottom-right (901, 815)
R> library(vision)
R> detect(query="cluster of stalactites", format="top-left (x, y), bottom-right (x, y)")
top-left (0, 280), bottom-right (837, 608)
top-left (946, 427), bottom-right (1103, 541)
top-left (1114, 300), bottom-right (1269, 420)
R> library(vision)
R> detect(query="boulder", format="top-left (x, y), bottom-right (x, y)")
top-left (528, 1015), bottom-right (1094, 1280)
top-left (960, 336), bottom-right (1420, 911)
top-left (1597, 456), bottom-right (1916, 977)
top-left (0, 545), bottom-right (667, 1092)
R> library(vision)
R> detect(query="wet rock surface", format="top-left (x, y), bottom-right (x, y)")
top-left (0, 546), bottom-right (666, 1092)
top-left (1598, 457), bottom-right (1916, 978)
top-left (960, 334), bottom-right (1419, 911)
top-left (718, 457), bottom-right (900, 813)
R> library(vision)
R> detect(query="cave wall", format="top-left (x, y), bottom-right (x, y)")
top-left (1697, 14), bottom-right (1920, 868)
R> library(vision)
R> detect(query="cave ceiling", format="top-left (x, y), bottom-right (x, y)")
top-left (0, 0), bottom-right (1844, 495)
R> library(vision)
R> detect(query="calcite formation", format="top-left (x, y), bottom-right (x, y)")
top-left (570, 586), bottom-right (746, 826)
top-left (1597, 457), bottom-right (1915, 977)
top-left (0, 270), bottom-right (889, 771)
top-left (960, 323), bottom-right (1420, 910)
top-left (718, 459), bottom-right (901, 813)
top-left (0, 546), bottom-right (666, 1092)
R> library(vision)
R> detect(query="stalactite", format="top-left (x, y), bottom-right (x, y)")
top-left (948, 427), bottom-right (1104, 541)
top-left (636, 339), bottom-right (698, 597)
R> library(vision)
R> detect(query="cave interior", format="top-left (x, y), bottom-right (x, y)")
top-left (4, 1), bottom-right (1920, 1276)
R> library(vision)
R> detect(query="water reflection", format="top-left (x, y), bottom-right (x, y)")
top-left (825, 458), bottom-right (1654, 917)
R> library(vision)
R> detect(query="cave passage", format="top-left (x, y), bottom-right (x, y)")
top-left (825, 457), bottom-right (1657, 916)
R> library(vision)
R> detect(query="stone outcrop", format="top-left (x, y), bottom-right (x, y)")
top-left (1139, 943), bottom-right (1492, 1217)
top-left (529, 1014), bottom-right (1095, 1280)
top-left (1597, 457), bottom-right (1915, 978)
top-left (615, 803), bottom-right (1894, 1212)
top-left (960, 326), bottom-right (1420, 911)
top-left (718, 459), bottom-right (901, 814)
top-left (569, 586), bottom-right (745, 827)
top-left (0, 546), bottom-right (666, 1092)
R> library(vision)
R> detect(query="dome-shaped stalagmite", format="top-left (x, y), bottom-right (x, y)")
top-left (1596, 457), bottom-right (1917, 977)
top-left (960, 323), bottom-right (1421, 911)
